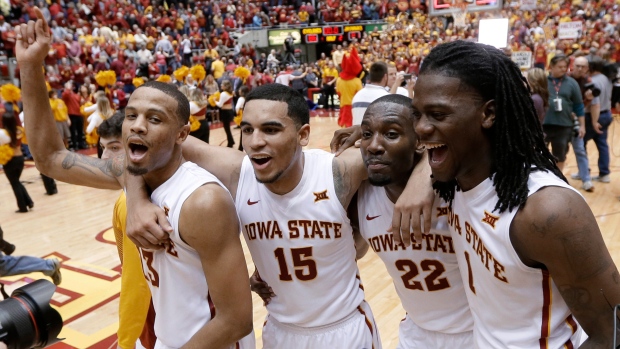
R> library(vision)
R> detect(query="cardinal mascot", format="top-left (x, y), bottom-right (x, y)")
top-left (335, 47), bottom-right (363, 127)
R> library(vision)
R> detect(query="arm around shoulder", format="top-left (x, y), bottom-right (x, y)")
top-left (179, 183), bottom-right (253, 348)
top-left (332, 146), bottom-right (367, 208)
top-left (182, 136), bottom-right (244, 198)
top-left (511, 186), bottom-right (620, 348)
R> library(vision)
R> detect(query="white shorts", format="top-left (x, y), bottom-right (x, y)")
top-left (154, 330), bottom-right (255, 349)
top-left (396, 314), bottom-right (473, 349)
top-left (262, 301), bottom-right (381, 349)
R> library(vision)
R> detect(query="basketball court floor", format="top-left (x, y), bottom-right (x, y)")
top-left (1, 111), bottom-right (619, 348)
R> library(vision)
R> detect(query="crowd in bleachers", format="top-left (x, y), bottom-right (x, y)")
top-left (0, 0), bottom-right (619, 212)
top-left (0, 0), bottom-right (616, 125)
top-left (0, 1), bottom-right (616, 96)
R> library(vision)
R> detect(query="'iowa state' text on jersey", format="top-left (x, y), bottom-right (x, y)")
top-left (245, 220), bottom-right (343, 240)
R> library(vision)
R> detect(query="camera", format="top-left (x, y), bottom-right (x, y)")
top-left (573, 116), bottom-right (581, 138)
top-left (0, 280), bottom-right (63, 349)
top-left (584, 82), bottom-right (601, 97)
top-left (403, 74), bottom-right (412, 80)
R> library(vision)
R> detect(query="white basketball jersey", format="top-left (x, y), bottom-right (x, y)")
top-left (449, 171), bottom-right (583, 348)
top-left (235, 149), bottom-right (365, 327)
top-left (357, 181), bottom-right (473, 334)
top-left (140, 162), bottom-right (236, 349)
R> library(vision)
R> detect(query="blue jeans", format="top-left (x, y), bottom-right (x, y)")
top-left (584, 110), bottom-right (612, 176)
top-left (571, 136), bottom-right (591, 182)
top-left (0, 255), bottom-right (54, 277)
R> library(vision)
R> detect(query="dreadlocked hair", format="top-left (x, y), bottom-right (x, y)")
top-left (421, 40), bottom-right (565, 213)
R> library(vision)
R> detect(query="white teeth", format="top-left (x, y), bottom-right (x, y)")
top-left (253, 155), bottom-right (270, 159)
top-left (421, 143), bottom-right (445, 150)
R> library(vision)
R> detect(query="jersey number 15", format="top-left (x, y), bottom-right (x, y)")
top-left (274, 247), bottom-right (318, 281)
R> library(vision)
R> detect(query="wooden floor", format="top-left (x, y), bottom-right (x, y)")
top-left (1, 111), bottom-right (620, 348)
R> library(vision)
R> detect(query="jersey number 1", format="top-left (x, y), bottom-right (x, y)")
top-left (274, 247), bottom-right (318, 281)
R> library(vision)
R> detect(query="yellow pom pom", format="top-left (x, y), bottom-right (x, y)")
top-left (0, 144), bottom-right (14, 165)
top-left (156, 75), bottom-right (172, 83)
top-left (189, 116), bottom-right (201, 132)
top-left (85, 129), bottom-right (99, 146)
top-left (132, 77), bottom-right (145, 88)
top-left (189, 65), bottom-right (206, 83)
top-left (234, 109), bottom-right (243, 126)
top-left (208, 91), bottom-right (220, 107)
top-left (173, 66), bottom-right (190, 82)
top-left (46, 82), bottom-right (51, 92)
top-left (0, 84), bottom-right (21, 103)
top-left (105, 71), bottom-right (117, 86)
top-left (234, 66), bottom-right (251, 82)
top-left (95, 70), bottom-right (117, 87)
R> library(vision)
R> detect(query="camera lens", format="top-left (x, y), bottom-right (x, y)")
top-left (0, 280), bottom-right (63, 349)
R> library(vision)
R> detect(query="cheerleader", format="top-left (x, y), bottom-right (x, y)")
top-left (188, 89), bottom-right (210, 144)
top-left (235, 86), bottom-right (248, 151)
top-left (85, 92), bottom-right (115, 134)
top-left (214, 80), bottom-right (235, 147)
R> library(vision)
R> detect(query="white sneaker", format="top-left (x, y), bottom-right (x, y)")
top-left (44, 258), bottom-right (62, 285)
top-left (570, 173), bottom-right (581, 180)
top-left (593, 174), bottom-right (611, 183)
top-left (582, 181), bottom-right (595, 192)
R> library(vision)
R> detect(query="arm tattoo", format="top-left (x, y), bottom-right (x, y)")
top-left (558, 284), bottom-right (598, 320)
top-left (61, 152), bottom-right (125, 178)
top-left (332, 158), bottom-right (350, 208)
top-left (529, 212), bottom-right (559, 238)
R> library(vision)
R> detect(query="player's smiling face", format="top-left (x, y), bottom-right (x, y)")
top-left (123, 87), bottom-right (188, 176)
top-left (361, 102), bottom-right (417, 187)
top-left (412, 73), bottom-right (495, 190)
top-left (240, 99), bottom-right (309, 186)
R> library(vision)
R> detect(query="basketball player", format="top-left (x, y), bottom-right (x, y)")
top-left (98, 113), bottom-right (154, 349)
top-left (254, 94), bottom-right (474, 347)
top-left (15, 9), bottom-right (253, 349)
top-left (412, 41), bottom-right (620, 347)
top-left (355, 95), bottom-right (473, 348)
top-left (126, 84), bottom-right (434, 348)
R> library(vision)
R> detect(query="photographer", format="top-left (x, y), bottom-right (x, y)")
top-left (583, 57), bottom-right (613, 183)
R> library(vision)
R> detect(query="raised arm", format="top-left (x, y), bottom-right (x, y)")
top-left (179, 183), bottom-right (253, 348)
top-left (16, 8), bottom-right (122, 190)
top-left (511, 187), bottom-right (620, 348)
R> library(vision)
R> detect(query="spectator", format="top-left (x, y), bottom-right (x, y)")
top-left (526, 67), bottom-right (549, 125)
top-left (351, 61), bottom-right (389, 125)
top-left (61, 81), bottom-right (86, 150)
top-left (543, 55), bottom-right (584, 173)
top-left (332, 45), bottom-right (344, 68)
top-left (583, 57), bottom-right (614, 183)
top-left (321, 61), bottom-right (338, 110)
